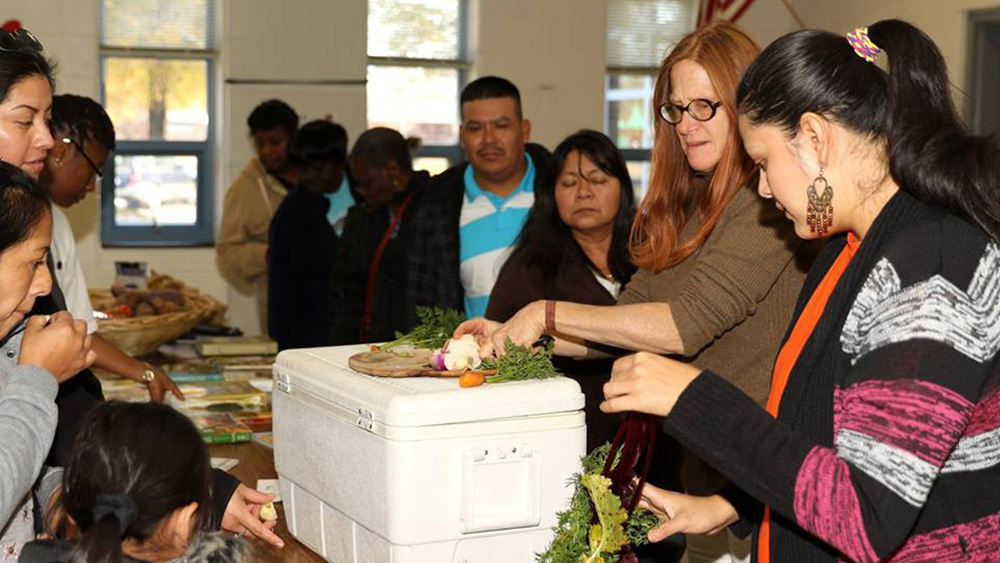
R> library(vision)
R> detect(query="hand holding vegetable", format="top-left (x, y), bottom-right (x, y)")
top-left (637, 484), bottom-right (739, 542)
top-left (456, 300), bottom-right (547, 359)
top-left (600, 352), bottom-right (702, 417)
top-left (537, 444), bottom-right (659, 563)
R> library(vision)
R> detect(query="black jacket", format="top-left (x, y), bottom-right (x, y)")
top-left (267, 185), bottom-right (339, 350)
top-left (404, 143), bottom-right (551, 325)
top-left (329, 171), bottom-right (432, 344)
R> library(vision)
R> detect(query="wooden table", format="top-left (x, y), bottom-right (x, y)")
top-left (208, 442), bottom-right (325, 563)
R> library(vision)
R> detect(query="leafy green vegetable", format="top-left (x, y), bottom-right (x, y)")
top-left (484, 338), bottom-right (561, 383)
top-left (537, 444), bottom-right (659, 563)
top-left (581, 473), bottom-right (628, 562)
top-left (380, 307), bottom-right (466, 352)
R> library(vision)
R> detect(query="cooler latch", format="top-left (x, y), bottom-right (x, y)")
top-left (356, 407), bottom-right (374, 431)
top-left (274, 372), bottom-right (290, 394)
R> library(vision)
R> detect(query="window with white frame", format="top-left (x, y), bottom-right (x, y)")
top-left (100, 0), bottom-right (216, 246)
top-left (367, 0), bottom-right (468, 175)
top-left (605, 0), bottom-right (696, 198)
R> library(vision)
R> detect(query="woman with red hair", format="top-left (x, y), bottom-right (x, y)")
top-left (459, 22), bottom-right (814, 562)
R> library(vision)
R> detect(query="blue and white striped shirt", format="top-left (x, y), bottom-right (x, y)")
top-left (459, 154), bottom-right (536, 317)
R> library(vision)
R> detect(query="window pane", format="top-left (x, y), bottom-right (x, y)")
top-left (627, 160), bottom-right (652, 200)
top-left (367, 65), bottom-right (459, 145)
top-left (113, 155), bottom-right (199, 226)
top-left (368, 0), bottom-right (461, 59)
top-left (104, 58), bottom-right (209, 142)
top-left (414, 156), bottom-right (450, 175)
top-left (606, 74), bottom-right (655, 150)
top-left (101, 0), bottom-right (214, 49)
top-left (607, 0), bottom-right (695, 68)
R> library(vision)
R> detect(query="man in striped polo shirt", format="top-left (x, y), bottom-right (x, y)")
top-left (406, 77), bottom-right (551, 323)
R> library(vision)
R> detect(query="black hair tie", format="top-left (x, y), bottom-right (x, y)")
top-left (92, 494), bottom-right (138, 537)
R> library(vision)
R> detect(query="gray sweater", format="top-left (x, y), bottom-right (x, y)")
top-left (0, 326), bottom-right (59, 558)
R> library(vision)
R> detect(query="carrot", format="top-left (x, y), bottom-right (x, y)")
top-left (459, 371), bottom-right (486, 388)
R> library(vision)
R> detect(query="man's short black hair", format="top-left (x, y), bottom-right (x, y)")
top-left (247, 99), bottom-right (299, 135)
top-left (49, 94), bottom-right (116, 151)
top-left (289, 120), bottom-right (348, 167)
top-left (349, 127), bottom-right (413, 173)
top-left (460, 76), bottom-right (522, 119)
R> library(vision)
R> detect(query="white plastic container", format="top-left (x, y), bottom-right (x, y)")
top-left (272, 344), bottom-right (586, 563)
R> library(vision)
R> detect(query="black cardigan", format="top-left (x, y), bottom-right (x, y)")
top-left (328, 171), bottom-right (431, 344)
top-left (267, 185), bottom-right (338, 350)
top-left (664, 190), bottom-right (1000, 562)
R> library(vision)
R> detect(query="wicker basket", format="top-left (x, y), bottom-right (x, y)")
top-left (89, 279), bottom-right (220, 357)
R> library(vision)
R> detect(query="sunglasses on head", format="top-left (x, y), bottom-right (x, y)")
top-left (0, 28), bottom-right (43, 53)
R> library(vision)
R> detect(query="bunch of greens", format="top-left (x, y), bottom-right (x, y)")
top-left (380, 307), bottom-right (466, 352)
top-left (537, 444), bottom-right (660, 563)
top-left (482, 338), bottom-right (561, 383)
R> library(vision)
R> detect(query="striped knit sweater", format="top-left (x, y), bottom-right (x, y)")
top-left (663, 190), bottom-right (1000, 562)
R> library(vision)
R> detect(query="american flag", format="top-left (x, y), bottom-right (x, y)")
top-left (696, 0), bottom-right (758, 28)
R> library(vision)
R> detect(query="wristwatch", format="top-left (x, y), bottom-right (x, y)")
top-left (141, 364), bottom-right (157, 384)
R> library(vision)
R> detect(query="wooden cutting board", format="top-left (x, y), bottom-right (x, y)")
top-left (348, 349), bottom-right (497, 377)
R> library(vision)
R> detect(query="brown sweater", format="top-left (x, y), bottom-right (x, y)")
top-left (619, 181), bottom-right (815, 406)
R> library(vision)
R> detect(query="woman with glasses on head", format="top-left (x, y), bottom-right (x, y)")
top-left (458, 22), bottom-right (815, 563)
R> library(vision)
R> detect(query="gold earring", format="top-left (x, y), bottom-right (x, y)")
top-left (806, 169), bottom-right (833, 236)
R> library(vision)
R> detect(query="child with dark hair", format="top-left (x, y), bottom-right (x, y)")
top-left (216, 99), bottom-right (301, 334)
top-left (21, 401), bottom-right (254, 563)
top-left (267, 120), bottom-right (349, 350)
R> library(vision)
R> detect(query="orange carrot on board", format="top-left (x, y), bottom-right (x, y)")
top-left (459, 371), bottom-right (486, 388)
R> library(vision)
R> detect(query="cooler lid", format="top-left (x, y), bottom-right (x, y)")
top-left (273, 344), bottom-right (585, 428)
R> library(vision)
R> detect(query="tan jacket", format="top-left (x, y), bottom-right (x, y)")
top-left (216, 158), bottom-right (288, 332)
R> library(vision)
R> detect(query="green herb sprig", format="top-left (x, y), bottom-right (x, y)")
top-left (380, 307), bottom-right (466, 352)
top-left (482, 338), bottom-right (561, 383)
top-left (537, 444), bottom-right (659, 563)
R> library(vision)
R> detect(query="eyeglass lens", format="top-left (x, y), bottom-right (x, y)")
top-left (661, 99), bottom-right (718, 124)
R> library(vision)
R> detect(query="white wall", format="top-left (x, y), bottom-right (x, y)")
top-left (473, 0), bottom-right (607, 148)
top-left (6, 0), bottom-right (993, 334)
top-left (221, 0), bottom-right (368, 333)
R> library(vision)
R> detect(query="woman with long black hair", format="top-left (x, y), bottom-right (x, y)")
top-left (602, 20), bottom-right (1000, 562)
top-left (486, 129), bottom-right (637, 451)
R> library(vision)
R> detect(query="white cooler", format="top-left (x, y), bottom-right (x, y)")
top-left (272, 344), bottom-right (586, 563)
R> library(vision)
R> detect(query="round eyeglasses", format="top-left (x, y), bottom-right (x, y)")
top-left (658, 99), bottom-right (722, 125)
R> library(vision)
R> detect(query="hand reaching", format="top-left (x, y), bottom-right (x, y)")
top-left (601, 352), bottom-right (702, 417)
top-left (146, 365), bottom-right (185, 403)
top-left (221, 484), bottom-right (284, 549)
top-left (638, 483), bottom-right (739, 542)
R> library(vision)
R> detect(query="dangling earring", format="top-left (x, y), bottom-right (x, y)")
top-left (806, 169), bottom-right (833, 236)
